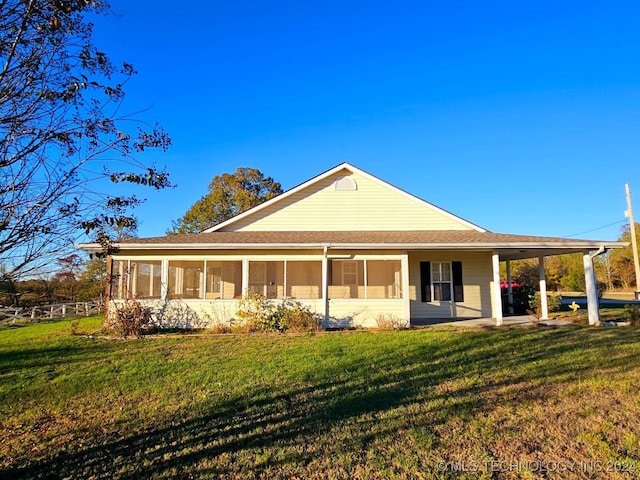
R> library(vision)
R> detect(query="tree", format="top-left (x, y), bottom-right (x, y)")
top-left (77, 255), bottom-right (106, 301)
top-left (169, 167), bottom-right (283, 234)
top-left (609, 224), bottom-right (640, 289)
top-left (0, 0), bottom-right (171, 281)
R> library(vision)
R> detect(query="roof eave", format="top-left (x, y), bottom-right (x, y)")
top-left (78, 241), bottom-right (628, 252)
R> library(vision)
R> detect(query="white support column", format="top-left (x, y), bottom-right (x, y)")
top-left (401, 252), bottom-right (411, 327)
top-left (160, 259), bottom-right (169, 300)
top-left (583, 251), bottom-right (601, 325)
top-left (322, 247), bottom-right (329, 325)
top-left (492, 252), bottom-right (503, 326)
top-left (538, 256), bottom-right (549, 320)
top-left (506, 260), bottom-right (514, 315)
top-left (242, 259), bottom-right (249, 296)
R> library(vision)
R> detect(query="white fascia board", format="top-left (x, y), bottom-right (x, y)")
top-left (76, 243), bottom-right (104, 253)
top-left (79, 240), bottom-right (627, 252)
top-left (202, 163), bottom-right (353, 233)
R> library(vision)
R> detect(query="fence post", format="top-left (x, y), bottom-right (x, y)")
top-left (62, 304), bottom-right (67, 318)
top-left (31, 307), bottom-right (36, 322)
top-left (84, 303), bottom-right (89, 316)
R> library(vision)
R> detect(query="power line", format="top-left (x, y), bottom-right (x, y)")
top-left (564, 219), bottom-right (627, 238)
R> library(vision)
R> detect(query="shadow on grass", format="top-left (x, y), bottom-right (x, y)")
top-left (4, 327), bottom-right (640, 478)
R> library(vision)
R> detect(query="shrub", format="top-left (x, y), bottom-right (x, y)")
top-left (109, 299), bottom-right (152, 338)
top-left (527, 291), bottom-right (562, 322)
top-left (279, 300), bottom-right (321, 333)
top-left (375, 314), bottom-right (406, 330)
top-left (502, 284), bottom-right (535, 314)
top-left (236, 292), bottom-right (275, 332)
top-left (236, 293), bottom-right (321, 333)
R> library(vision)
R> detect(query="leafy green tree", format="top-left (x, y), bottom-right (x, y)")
top-left (169, 167), bottom-right (283, 234)
top-left (0, 0), bottom-right (171, 281)
top-left (77, 256), bottom-right (107, 301)
top-left (609, 224), bottom-right (640, 289)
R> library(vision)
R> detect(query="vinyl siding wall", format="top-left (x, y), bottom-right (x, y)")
top-left (408, 251), bottom-right (494, 319)
top-left (222, 170), bottom-right (474, 232)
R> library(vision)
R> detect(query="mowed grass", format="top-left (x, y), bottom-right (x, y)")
top-left (2, 319), bottom-right (640, 479)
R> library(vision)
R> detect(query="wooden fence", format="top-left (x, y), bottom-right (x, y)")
top-left (0, 301), bottom-right (103, 325)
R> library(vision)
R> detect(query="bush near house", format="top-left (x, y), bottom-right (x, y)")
top-left (501, 283), bottom-right (534, 315)
top-left (236, 293), bottom-right (321, 333)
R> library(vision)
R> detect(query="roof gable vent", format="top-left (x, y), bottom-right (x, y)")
top-left (334, 176), bottom-right (357, 191)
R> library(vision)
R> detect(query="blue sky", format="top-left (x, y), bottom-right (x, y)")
top-left (90, 1), bottom-right (640, 241)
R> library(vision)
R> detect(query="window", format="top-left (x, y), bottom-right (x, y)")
top-left (342, 261), bottom-right (358, 285)
top-left (432, 262), bottom-right (452, 301)
top-left (168, 260), bottom-right (203, 299)
top-left (420, 261), bottom-right (464, 302)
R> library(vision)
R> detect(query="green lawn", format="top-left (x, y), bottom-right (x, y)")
top-left (2, 318), bottom-right (640, 479)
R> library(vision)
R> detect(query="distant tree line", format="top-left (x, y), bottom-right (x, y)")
top-left (0, 255), bottom-right (105, 307)
top-left (502, 224), bottom-right (640, 292)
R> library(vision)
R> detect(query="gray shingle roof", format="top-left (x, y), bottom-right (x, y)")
top-left (111, 230), bottom-right (611, 246)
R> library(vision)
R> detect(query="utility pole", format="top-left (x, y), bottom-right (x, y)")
top-left (625, 184), bottom-right (640, 299)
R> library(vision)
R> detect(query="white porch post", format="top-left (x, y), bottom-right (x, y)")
top-left (322, 247), bottom-right (329, 325)
top-left (242, 259), bottom-right (249, 296)
top-left (538, 256), bottom-right (549, 320)
top-left (160, 259), bottom-right (168, 300)
top-left (583, 251), bottom-right (601, 325)
top-left (401, 252), bottom-right (411, 327)
top-left (506, 260), bottom-right (514, 315)
top-left (492, 252), bottom-right (503, 326)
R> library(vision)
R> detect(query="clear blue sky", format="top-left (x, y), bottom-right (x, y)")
top-left (90, 0), bottom-right (640, 241)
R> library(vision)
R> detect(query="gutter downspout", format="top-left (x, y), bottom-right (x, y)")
top-left (584, 246), bottom-right (606, 326)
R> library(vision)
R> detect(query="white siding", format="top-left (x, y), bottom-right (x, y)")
top-left (326, 299), bottom-right (406, 328)
top-left (221, 170), bottom-right (473, 232)
top-left (409, 251), bottom-right (493, 319)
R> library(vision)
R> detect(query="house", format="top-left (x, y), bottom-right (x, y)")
top-left (80, 163), bottom-right (625, 328)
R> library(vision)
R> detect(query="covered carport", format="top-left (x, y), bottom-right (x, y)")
top-left (492, 241), bottom-right (626, 326)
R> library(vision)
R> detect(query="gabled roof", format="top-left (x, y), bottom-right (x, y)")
top-left (202, 163), bottom-right (486, 233)
top-left (77, 163), bottom-right (628, 260)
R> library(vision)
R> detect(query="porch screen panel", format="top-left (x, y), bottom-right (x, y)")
top-left (168, 260), bottom-right (204, 299)
top-left (130, 260), bottom-right (162, 299)
top-left (366, 260), bottom-right (402, 299)
top-left (206, 261), bottom-right (242, 299)
top-left (286, 261), bottom-right (322, 299)
top-left (110, 259), bottom-right (126, 300)
top-left (249, 261), bottom-right (284, 298)
top-left (329, 260), bottom-right (365, 299)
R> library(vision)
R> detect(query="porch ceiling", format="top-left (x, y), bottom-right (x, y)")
top-left (495, 247), bottom-right (611, 261)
